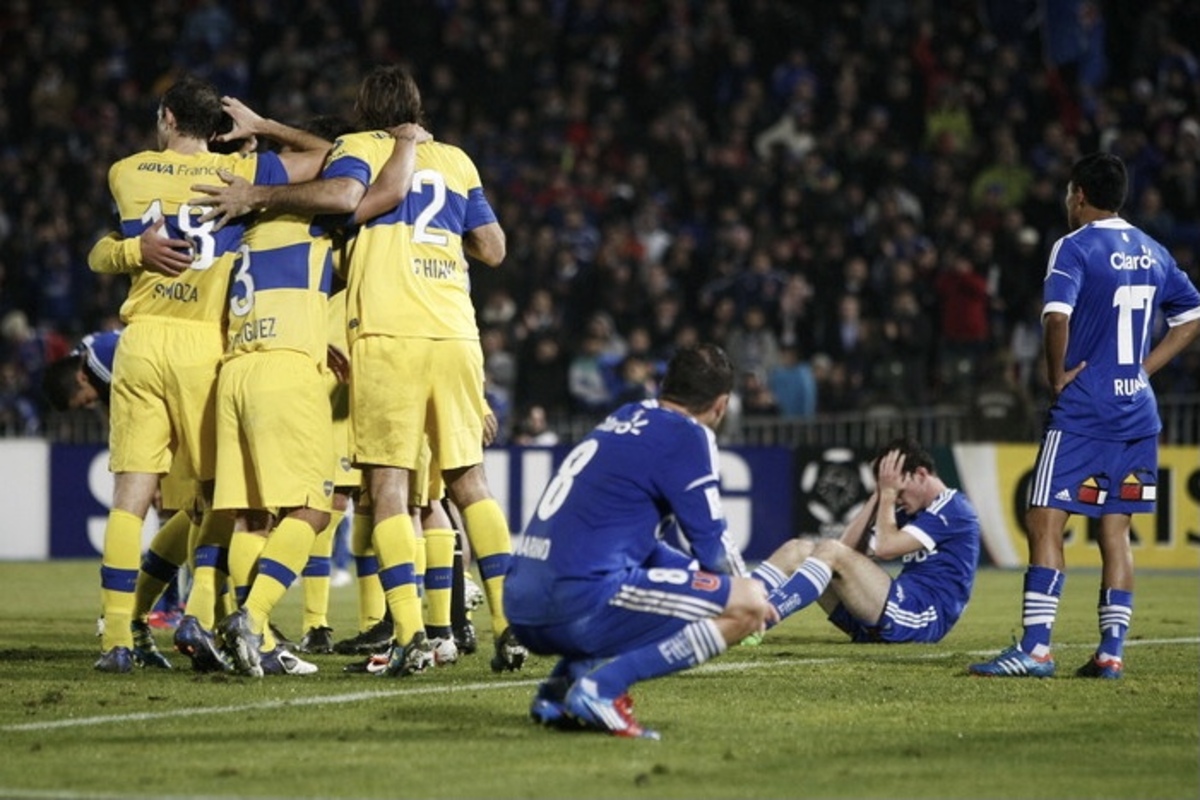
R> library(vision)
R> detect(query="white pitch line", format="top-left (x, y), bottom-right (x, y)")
top-left (3, 637), bottom-right (1196, 734)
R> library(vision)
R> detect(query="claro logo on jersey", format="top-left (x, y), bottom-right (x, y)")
top-left (1110, 246), bottom-right (1156, 270)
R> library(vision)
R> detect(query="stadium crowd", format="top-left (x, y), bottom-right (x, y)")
top-left (1, 0), bottom-right (1198, 441)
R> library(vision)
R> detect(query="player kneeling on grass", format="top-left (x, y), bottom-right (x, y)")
top-left (504, 344), bottom-right (849, 740)
top-left (768, 438), bottom-right (980, 645)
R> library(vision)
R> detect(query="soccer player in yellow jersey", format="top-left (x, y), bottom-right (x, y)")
top-left (86, 76), bottom-right (331, 672)
top-left (204, 107), bottom-right (429, 677)
top-left (195, 65), bottom-right (526, 676)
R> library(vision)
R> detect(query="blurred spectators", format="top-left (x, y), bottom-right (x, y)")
top-left (1, 0), bottom-right (1199, 440)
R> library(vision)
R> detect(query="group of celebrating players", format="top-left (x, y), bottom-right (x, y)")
top-left (84, 65), bottom-right (527, 679)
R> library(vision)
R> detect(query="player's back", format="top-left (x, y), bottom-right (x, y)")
top-left (1045, 218), bottom-right (1199, 438)
top-left (108, 148), bottom-right (286, 326)
top-left (226, 210), bottom-right (333, 365)
top-left (508, 402), bottom-right (719, 616)
top-left (326, 134), bottom-right (496, 341)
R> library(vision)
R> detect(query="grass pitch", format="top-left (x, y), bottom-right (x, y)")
top-left (0, 561), bottom-right (1196, 799)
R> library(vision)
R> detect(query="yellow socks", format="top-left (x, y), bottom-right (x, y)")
top-left (302, 510), bottom-right (342, 631)
top-left (100, 509), bottom-right (143, 651)
top-left (461, 499), bottom-right (513, 636)
top-left (244, 517), bottom-right (317, 636)
top-left (372, 513), bottom-right (423, 645)
top-left (423, 527), bottom-right (455, 637)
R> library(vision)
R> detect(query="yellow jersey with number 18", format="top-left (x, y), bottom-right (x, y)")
top-left (106, 148), bottom-right (288, 325)
top-left (322, 133), bottom-right (498, 342)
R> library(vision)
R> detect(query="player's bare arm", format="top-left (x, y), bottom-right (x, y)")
top-left (352, 123), bottom-right (432, 224)
top-left (217, 96), bottom-right (331, 183)
top-left (464, 222), bottom-right (506, 267)
top-left (191, 174), bottom-right (366, 230)
top-left (1142, 317), bottom-right (1200, 377)
top-left (869, 450), bottom-right (922, 560)
top-left (838, 490), bottom-right (878, 554)
top-left (1042, 311), bottom-right (1085, 400)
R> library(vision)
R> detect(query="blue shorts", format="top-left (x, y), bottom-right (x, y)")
top-left (509, 565), bottom-right (732, 660)
top-left (1029, 429), bottom-right (1158, 518)
top-left (827, 580), bottom-right (950, 644)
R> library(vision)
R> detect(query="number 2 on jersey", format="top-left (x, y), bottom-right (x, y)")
top-left (410, 169), bottom-right (449, 246)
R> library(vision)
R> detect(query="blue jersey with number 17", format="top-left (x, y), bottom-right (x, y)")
top-left (1042, 217), bottom-right (1200, 439)
top-left (506, 400), bottom-right (746, 625)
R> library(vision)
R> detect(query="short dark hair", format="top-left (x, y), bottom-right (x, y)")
top-left (42, 355), bottom-right (84, 412)
top-left (161, 76), bottom-right (225, 140)
top-left (872, 436), bottom-right (935, 478)
top-left (1070, 152), bottom-right (1127, 213)
top-left (659, 344), bottom-right (734, 413)
top-left (355, 66), bottom-right (423, 130)
top-left (304, 114), bottom-right (355, 142)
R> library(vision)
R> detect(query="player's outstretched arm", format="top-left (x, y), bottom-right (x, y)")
top-left (191, 172), bottom-right (366, 230)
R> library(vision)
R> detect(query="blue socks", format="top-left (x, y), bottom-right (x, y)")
top-left (1018, 565), bottom-right (1064, 658)
top-left (767, 558), bottom-right (833, 623)
top-left (1097, 587), bottom-right (1133, 661)
top-left (587, 619), bottom-right (726, 698)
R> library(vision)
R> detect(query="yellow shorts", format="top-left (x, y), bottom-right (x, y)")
top-left (159, 455), bottom-right (200, 513)
top-left (213, 351), bottom-right (334, 512)
top-left (109, 319), bottom-right (223, 479)
top-left (350, 336), bottom-right (485, 471)
top-left (408, 436), bottom-right (445, 508)
top-left (328, 373), bottom-right (362, 491)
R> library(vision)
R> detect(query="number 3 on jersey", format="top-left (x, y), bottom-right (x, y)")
top-left (141, 199), bottom-right (217, 270)
top-left (229, 245), bottom-right (255, 317)
top-left (535, 440), bottom-right (600, 521)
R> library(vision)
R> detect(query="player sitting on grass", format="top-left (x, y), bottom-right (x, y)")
top-left (773, 437), bottom-right (980, 644)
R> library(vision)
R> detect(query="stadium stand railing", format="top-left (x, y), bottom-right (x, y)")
top-left (8, 395), bottom-right (1199, 448)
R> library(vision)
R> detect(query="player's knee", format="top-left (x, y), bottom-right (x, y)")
top-left (447, 464), bottom-right (491, 507)
top-left (725, 577), bottom-right (774, 635)
top-left (765, 538), bottom-right (814, 573)
top-left (811, 538), bottom-right (852, 569)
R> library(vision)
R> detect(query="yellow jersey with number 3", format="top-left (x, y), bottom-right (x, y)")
top-left (322, 132), bottom-right (498, 342)
top-left (225, 209), bottom-right (333, 364)
top-left (106, 148), bottom-right (288, 325)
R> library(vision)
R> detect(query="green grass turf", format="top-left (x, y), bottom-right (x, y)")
top-left (0, 561), bottom-right (1196, 799)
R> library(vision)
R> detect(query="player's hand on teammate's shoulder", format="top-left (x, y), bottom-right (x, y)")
top-left (139, 218), bottom-right (193, 277)
top-left (191, 169), bottom-right (255, 230)
top-left (390, 122), bottom-right (432, 144)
